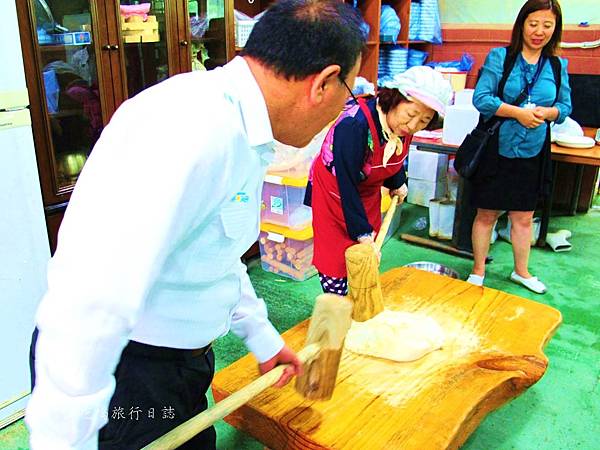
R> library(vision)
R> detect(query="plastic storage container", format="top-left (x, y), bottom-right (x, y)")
top-left (261, 174), bottom-right (312, 229)
top-left (442, 104), bottom-right (480, 146)
top-left (259, 223), bottom-right (316, 281)
top-left (454, 88), bottom-right (475, 106)
top-left (428, 198), bottom-right (455, 239)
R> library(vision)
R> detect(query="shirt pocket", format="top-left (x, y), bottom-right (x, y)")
top-left (220, 200), bottom-right (254, 241)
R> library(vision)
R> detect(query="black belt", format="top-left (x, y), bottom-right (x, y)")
top-left (123, 340), bottom-right (212, 361)
top-left (190, 343), bottom-right (212, 358)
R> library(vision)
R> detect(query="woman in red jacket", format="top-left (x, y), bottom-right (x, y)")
top-left (306, 66), bottom-right (452, 295)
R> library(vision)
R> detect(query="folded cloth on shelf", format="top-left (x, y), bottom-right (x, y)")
top-left (380, 5), bottom-right (401, 41)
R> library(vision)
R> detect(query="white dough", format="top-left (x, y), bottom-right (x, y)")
top-left (345, 310), bottom-right (445, 362)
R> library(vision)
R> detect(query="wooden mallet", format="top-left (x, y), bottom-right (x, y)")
top-left (345, 195), bottom-right (401, 322)
top-left (142, 293), bottom-right (353, 450)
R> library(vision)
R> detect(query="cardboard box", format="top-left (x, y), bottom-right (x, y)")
top-left (407, 146), bottom-right (448, 182)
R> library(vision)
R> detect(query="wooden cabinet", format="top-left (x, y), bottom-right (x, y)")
top-left (16, 0), bottom-right (230, 253)
top-left (180, 1), bottom-right (235, 73)
top-left (17, 0), bottom-right (423, 254)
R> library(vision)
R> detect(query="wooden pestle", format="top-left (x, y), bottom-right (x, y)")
top-left (143, 293), bottom-right (353, 450)
top-left (345, 195), bottom-right (401, 322)
top-left (295, 293), bottom-right (353, 399)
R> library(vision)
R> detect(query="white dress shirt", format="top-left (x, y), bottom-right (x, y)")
top-left (26, 56), bottom-right (284, 449)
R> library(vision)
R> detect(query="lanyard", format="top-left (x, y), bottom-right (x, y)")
top-left (522, 56), bottom-right (546, 103)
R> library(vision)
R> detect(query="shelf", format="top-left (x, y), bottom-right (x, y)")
top-left (192, 36), bottom-right (222, 43)
top-left (48, 109), bottom-right (84, 119)
top-left (123, 40), bottom-right (160, 44)
top-left (38, 31), bottom-right (92, 47)
top-left (379, 40), bottom-right (429, 45)
top-left (39, 44), bottom-right (92, 52)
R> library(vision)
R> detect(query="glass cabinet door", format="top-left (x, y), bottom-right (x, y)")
top-left (187, 0), bottom-right (227, 71)
top-left (119, 1), bottom-right (171, 97)
top-left (31, 0), bottom-right (106, 192)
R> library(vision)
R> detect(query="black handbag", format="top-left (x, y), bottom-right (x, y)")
top-left (454, 119), bottom-right (502, 179)
top-left (454, 49), bottom-right (526, 180)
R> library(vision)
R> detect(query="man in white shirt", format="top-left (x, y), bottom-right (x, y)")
top-left (25, 1), bottom-right (365, 449)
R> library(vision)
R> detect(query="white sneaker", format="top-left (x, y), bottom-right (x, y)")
top-left (510, 271), bottom-right (547, 294)
top-left (466, 274), bottom-right (484, 286)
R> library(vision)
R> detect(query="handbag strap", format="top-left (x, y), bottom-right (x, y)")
top-left (497, 47), bottom-right (519, 103)
top-left (549, 55), bottom-right (561, 106)
top-left (482, 48), bottom-right (527, 133)
top-left (481, 48), bottom-right (562, 135)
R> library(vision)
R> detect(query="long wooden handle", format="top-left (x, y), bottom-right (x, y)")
top-left (375, 195), bottom-right (401, 250)
top-left (142, 344), bottom-right (320, 450)
top-left (399, 233), bottom-right (474, 259)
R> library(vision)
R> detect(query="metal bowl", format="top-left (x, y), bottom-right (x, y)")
top-left (403, 261), bottom-right (460, 279)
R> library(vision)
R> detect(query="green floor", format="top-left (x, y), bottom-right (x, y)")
top-left (2, 202), bottom-right (599, 450)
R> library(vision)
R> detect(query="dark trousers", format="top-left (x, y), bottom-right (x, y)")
top-left (30, 328), bottom-right (216, 449)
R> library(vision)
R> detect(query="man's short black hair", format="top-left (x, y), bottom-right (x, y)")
top-left (241, 0), bottom-right (366, 81)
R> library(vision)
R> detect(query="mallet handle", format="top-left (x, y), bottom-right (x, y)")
top-left (142, 344), bottom-right (320, 450)
top-left (375, 195), bottom-right (401, 250)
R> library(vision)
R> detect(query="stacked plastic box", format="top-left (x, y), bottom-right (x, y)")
top-left (258, 133), bottom-right (326, 280)
top-left (261, 174), bottom-right (312, 230)
top-left (260, 173), bottom-right (313, 280)
top-left (259, 222), bottom-right (316, 281)
top-left (406, 145), bottom-right (448, 207)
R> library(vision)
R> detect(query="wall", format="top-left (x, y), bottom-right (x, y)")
top-left (423, 24), bottom-right (600, 88)
top-left (439, 0), bottom-right (600, 25)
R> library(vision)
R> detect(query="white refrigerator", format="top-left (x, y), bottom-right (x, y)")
top-left (0, 1), bottom-right (51, 428)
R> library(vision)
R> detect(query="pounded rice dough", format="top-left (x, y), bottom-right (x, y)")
top-left (345, 310), bottom-right (445, 362)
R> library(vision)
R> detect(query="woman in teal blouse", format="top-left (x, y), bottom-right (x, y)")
top-left (467, 0), bottom-right (572, 294)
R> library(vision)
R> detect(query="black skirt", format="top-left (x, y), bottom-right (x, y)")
top-left (470, 150), bottom-right (543, 211)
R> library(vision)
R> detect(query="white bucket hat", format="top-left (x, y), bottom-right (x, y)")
top-left (380, 66), bottom-right (453, 116)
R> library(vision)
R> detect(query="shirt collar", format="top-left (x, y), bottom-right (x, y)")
top-left (255, 142), bottom-right (275, 165)
top-left (222, 56), bottom-right (274, 149)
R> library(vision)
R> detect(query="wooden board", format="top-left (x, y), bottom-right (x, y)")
top-left (212, 267), bottom-right (562, 449)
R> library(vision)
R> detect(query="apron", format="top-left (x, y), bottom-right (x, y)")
top-left (310, 98), bottom-right (412, 277)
